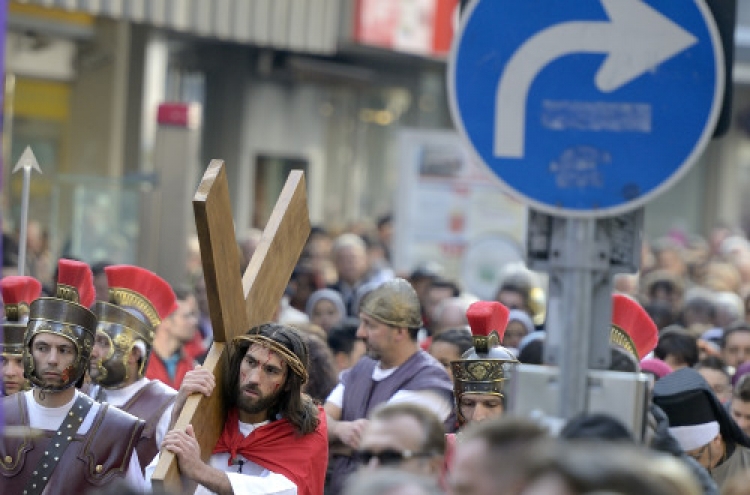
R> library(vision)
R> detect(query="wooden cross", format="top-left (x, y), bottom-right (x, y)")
top-left (151, 160), bottom-right (310, 493)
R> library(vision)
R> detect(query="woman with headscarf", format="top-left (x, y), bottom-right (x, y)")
top-left (305, 288), bottom-right (346, 333)
top-left (504, 309), bottom-right (535, 351)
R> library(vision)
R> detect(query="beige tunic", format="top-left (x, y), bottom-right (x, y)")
top-left (712, 444), bottom-right (750, 489)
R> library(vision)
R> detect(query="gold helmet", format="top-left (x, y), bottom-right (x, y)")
top-left (360, 278), bottom-right (423, 328)
top-left (1, 276), bottom-right (42, 394)
top-left (23, 259), bottom-right (97, 392)
top-left (91, 265), bottom-right (177, 388)
top-left (451, 301), bottom-right (518, 424)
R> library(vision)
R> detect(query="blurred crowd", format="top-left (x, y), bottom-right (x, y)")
top-left (7, 216), bottom-right (750, 495)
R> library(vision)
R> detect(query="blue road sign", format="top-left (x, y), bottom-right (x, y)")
top-left (448, 0), bottom-right (724, 218)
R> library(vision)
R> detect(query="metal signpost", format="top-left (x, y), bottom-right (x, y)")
top-left (449, 0), bottom-right (724, 419)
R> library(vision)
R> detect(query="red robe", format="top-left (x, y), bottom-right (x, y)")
top-left (144, 351), bottom-right (195, 390)
top-left (213, 406), bottom-right (328, 495)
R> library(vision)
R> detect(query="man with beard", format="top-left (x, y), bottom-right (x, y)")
top-left (87, 264), bottom-right (179, 470)
top-left (1, 275), bottom-right (42, 395)
top-left (324, 278), bottom-right (454, 495)
top-left (0, 259), bottom-right (146, 494)
top-left (145, 287), bottom-right (199, 389)
top-left (146, 323), bottom-right (328, 495)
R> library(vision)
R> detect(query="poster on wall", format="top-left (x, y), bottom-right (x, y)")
top-left (392, 129), bottom-right (528, 300)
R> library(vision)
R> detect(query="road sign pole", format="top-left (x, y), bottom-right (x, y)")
top-left (531, 210), bottom-right (642, 419)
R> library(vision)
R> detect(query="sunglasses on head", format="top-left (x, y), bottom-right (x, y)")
top-left (353, 449), bottom-right (435, 466)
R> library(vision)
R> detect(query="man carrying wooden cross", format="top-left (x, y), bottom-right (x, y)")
top-left (146, 322), bottom-right (328, 495)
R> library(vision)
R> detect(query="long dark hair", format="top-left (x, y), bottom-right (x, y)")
top-left (224, 322), bottom-right (320, 435)
top-left (301, 333), bottom-right (338, 403)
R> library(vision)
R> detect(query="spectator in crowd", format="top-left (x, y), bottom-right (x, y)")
top-left (654, 368), bottom-right (750, 490)
top-left (654, 326), bottom-right (699, 370)
top-left (408, 263), bottom-right (442, 329)
top-left (328, 318), bottom-right (366, 377)
top-left (494, 268), bottom-right (535, 318)
top-left (328, 233), bottom-right (372, 317)
top-left (503, 310), bottom-right (535, 351)
top-left (681, 287), bottom-right (717, 330)
top-left (192, 274), bottom-right (214, 345)
top-left (449, 417), bottom-right (549, 495)
top-left (644, 300), bottom-right (678, 330)
top-left (642, 270), bottom-right (684, 314)
top-left (715, 291), bottom-right (744, 329)
top-left (430, 296), bottom-right (474, 337)
top-left (375, 213), bottom-right (393, 263)
top-left (145, 286), bottom-right (199, 390)
top-left (695, 357), bottom-right (733, 404)
top-left (428, 328), bottom-right (473, 382)
top-left (356, 403), bottom-right (446, 477)
top-left (424, 278), bottom-right (461, 334)
top-left (731, 374), bottom-right (750, 438)
top-left (301, 333), bottom-right (339, 404)
top-left (722, 322), bottom-right (750, 370)
top-left (288, 264), bottom-right (322, 314)
top-left (306, 288), bottom-right (347, 334)
top-left (343, 468), bottom-right (439, 495)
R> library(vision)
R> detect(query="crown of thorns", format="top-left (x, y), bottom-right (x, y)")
top-left (233, 334), bottom-right (308, 384)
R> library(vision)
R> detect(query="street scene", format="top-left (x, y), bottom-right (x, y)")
top-left (2, 1), bottom-right (750, 494)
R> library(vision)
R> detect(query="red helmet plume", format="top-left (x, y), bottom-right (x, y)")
top-left (1, 276), bottom-right (42, 307)
top-left (611, 293), bottom-right (658, 359)
top-left (467, 301), bottom-right (511, 340)
top-left (105, 265), bottom-right (178, 323)
top-left (56, 259), bottom-right (95, 308)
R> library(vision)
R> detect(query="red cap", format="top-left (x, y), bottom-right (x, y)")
top-left (105, 265), bottom-right (178, 320)
top-left (467, 301), bottom-right (511, 340)
top-left (612, 293), bottom-right (658, 359)
top-left (57, 259), bottom-right (96, 308)
top-left (1, 276), bottom-right (42, 306)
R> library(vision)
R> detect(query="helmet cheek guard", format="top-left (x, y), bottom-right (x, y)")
top-left (91, 302), bottom-right (154, 389)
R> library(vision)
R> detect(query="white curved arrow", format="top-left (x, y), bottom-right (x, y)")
top-left (494, 0), bottom-right (698, 159)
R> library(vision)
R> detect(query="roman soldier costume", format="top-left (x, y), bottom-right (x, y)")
top-left (609, 293), bottom-right (659, 361)
top-left (0, 259), bottom-right (145, 495)
top-left (1, 276), bottom-right (42, 395)
top-left (451, 300), bottom-right (517, 425)
top-left (88, 264), bottom-right (178, 470)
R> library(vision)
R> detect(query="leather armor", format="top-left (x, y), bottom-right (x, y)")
top-left (121, 380), bottom-right (177, 469)
top-left (0, 393), bottom-right (145, 494)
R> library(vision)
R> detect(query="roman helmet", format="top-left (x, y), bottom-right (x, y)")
top-left (360, 278), bottom-right (423, 329)
top-left (23, 259), bottom-right (98, 392)
top-left (90, 265), bottom-right (177, 388)
top-left (1, 276), bottom-right (42, 392)
top-left (609, 293), bottom-right (659, 361)
top-left (451, 301), bottom-right (518, 424)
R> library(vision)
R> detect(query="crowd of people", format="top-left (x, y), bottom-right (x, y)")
top-left (3, 219), bottom-right (750, 494)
